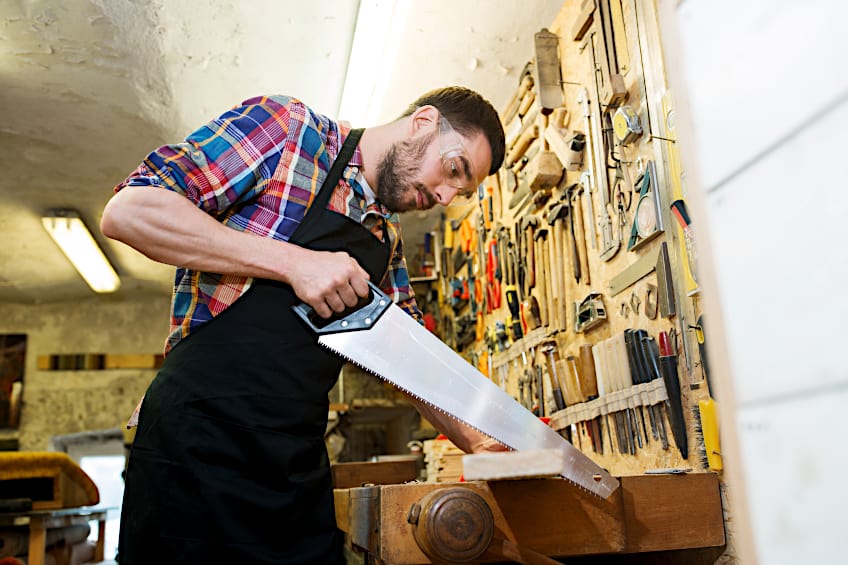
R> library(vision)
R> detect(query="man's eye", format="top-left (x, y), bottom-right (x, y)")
top-left (449, 160), bottom-right (460, 177)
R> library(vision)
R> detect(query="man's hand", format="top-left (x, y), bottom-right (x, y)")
top-left (287, 248), bottom-right (371, 319)
top-left (403, 392), bottom-right (512, 455)
top-left (467, 436), bottom-right (510, 454)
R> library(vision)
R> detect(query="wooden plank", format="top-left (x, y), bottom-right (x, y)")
top-left (331, 460), bottom-right (417, 489)
top-left (621, 474), bottom-right (726, 552)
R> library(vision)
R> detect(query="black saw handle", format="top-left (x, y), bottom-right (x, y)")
top-left (292, 280), bottom-right (391, 335)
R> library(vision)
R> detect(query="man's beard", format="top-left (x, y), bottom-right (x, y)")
top-left (375, 131), bottom-right (437, 212)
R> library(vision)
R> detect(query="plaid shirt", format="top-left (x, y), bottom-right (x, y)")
top-left (115, 95), bottom-right (420, 354)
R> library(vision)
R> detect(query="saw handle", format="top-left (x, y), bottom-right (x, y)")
top-left (292, 281), bottom-right (392, 335)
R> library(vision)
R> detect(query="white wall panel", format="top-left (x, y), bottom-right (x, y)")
top-left (705, 97), bottom-right (848, 406)
top-left (736, 387), bottom-right (848, 564)
top-left (674, 0), bottom-right (848, 191)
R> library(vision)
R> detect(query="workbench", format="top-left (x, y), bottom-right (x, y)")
top-left (335, 473), bottom-right (725, 564)
top-left (0, 506), bottom-right (108, 565)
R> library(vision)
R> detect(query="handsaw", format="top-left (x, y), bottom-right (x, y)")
top-left (293, 283), bottom-right (619, 499)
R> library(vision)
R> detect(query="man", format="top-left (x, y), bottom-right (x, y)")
top-left (101, 86), bottom-right (506, 564)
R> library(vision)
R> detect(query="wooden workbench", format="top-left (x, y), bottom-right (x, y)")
top-left (335, 473), bottom-right (725, 564)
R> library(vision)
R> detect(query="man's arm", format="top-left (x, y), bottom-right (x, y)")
top-left (101, 186), bottom-right (370, 318)
top-left (401, 391), bottom-right (508, 454)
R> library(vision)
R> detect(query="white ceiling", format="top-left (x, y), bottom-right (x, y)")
top-left (0, 0), bottom-right (562, 303)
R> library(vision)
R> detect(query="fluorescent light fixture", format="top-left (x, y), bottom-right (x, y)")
top-left (42, 209), bottom-right (120, 293)
top-left (337, 0), bottom-right (410, 126)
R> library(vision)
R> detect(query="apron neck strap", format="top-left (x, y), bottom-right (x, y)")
top-left (311, 128), bottom-right (365, 212)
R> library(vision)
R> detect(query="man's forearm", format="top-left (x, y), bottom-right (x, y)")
top-left (101, 186), bottom-right (371, 317)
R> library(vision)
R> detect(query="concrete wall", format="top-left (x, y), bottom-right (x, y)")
top-left (0, 294), bottom-right (170, 450)
top-left (659, 0), bottom-right (848, 563)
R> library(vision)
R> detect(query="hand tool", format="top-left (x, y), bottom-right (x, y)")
top-left (572, 0), bottom-right (595, 41)
top-left (623, 330), bottom-right (650, 446)
top-left (505, 286), bottom-right (524, 341)
top-left (526, 148), bottom-right (564, 192)
top-left (544, 109), bottom-right (586, 172)
top-left (535, 363), bottom-right (545, 417)
top-left (541, 343), bottom-right (566, 411)
top-left (627, 160), bottom-right (664, 251)
top-left (570, 345), bottom-right (601, 453)
top-left (636, 331), bottom-right (668, 450)
top-left (533, 227), bottom-right (549, 327)
top-left (655, 241), bottom-right (677, 318)
top-left (591, 341), bottom-right (616, 453)
top-left (579, 171), bottom-right (597, 250)
top-left (502, 70), bottom-right (533, 126)
top-left (577, 88), bottom-right (618, 262)
top-left (543, 227), bottom-right (556, 330)
top-left (658, 330), bottom-right (689, 459)
top-left (509, 170), bottom-right (533, 210)
top-left (533, 28), bottom-right (565, 115)
top-left (574, 292), bottom-right (607, 333)
top-left (569, 183), bottom-right (591, 285)
top-left (523, 296), bottom-right (542, 331)
top-left (486, 239), bottom-right (501, 311)
top-left (506, 125), bottom-right (539, 168)
top-left (591, 0), bottom-right (627, 108)
top-left (562, 189), bottom-right (582, 284)
top-left (696, 396), bottom-right (723, 471)
top-left (670, 199), bottom-right (698, 285)
top-left (609, 245), bottom-right (660, 297)
top-left (690, 316), bottom-right (723, 470)
top-left (579, 344), bottom-right (603, 453)
top-left (545, 203), bottom-right (566, 330)
top-left (519, 215), bottom-right (539, 294)
top-left (606, 334), bottom-right (635, 454)
top-left (612, 105), bottom-right (643, 145)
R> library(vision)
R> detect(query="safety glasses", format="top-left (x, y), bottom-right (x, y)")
top-left (438, 115), bottom-right (480, 200)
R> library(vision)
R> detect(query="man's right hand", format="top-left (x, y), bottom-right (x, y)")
top-left (286, 248), bottom-right (371, 319)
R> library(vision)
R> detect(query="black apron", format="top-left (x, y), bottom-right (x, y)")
top-left (119, 129), bottom-right (389, 564)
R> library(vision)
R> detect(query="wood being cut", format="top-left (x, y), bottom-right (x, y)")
top-left (462, 449), bottom-right (573, 481)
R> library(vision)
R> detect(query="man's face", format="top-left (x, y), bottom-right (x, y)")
top-left (375, 119), bottom-right (492, 213)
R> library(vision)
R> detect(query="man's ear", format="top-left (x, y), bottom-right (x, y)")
top-left (409, 105), bottom-right (439, 136)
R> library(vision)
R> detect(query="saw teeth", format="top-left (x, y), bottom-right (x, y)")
top-left (319, 342), bottom-right (610, 497)
top-left (320, 342), bottom-right (513, 450)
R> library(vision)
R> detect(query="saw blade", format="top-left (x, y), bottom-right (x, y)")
top-left (315, 301), bottom-right (619, 499)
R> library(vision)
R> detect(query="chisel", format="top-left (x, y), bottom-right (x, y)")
top-left (658, 331), bottom-right (689, 459)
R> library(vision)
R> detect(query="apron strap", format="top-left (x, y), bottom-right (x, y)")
top-left (309, 128), bottom-right (364, 214)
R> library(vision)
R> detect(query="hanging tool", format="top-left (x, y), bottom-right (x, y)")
top-left (577, 88), bottom-right (618, 261)
top-left (533, 28), bottom-right (565, 115)
top-left (670, 199), bottom-right (698, 286)
top-left (657, 330), bottom-right (689, 460)
top-left (592, 0), bottom-right (628, 108)
top-left (579, 171), bottom-right (596, 250)
top-left (546, 203), bottom-right (567, 330)
top-left (505, 286), bottom-right (524, 342)
top-left (541, 342), bottom-right (566, 412)
top-left (627, 160), bottom-right (664, 251)
top-left (568, 183), bottom-right (591, 286)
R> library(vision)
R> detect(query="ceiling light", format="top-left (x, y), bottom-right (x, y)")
top-left (42, 209), bottom-right (120, 293)
top-left (337, 0), bottom-right (410, 126)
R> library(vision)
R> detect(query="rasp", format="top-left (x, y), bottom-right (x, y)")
top-left (293, 283), bottom-right (619, 499)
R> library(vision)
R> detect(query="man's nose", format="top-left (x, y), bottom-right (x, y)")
top-left (433, 183), bottom-right (461, 206)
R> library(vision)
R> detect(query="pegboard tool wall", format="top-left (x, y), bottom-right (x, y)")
top-left (432, 0), bottom-right (721, 480)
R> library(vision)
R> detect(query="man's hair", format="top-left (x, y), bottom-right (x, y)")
top-left (400, 86), bottom-right (505, 176)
